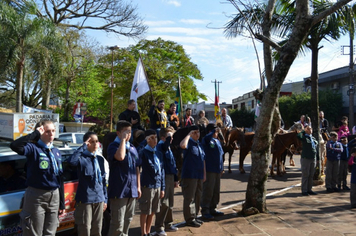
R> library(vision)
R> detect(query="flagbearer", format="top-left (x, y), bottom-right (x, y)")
top-left (119, 99), bottom-right (143, 141)
top-left (148, 100), bottom-right (170, 137)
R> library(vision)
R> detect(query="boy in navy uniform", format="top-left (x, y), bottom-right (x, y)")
top-left (107, 121), bottom-right (141, 236)
top-left (326, 132), bottom-right (343, 192)
top-left (349, 147), bottom-right (356, 207)
top-left (10, 120), bottom-right (64, 236)
top-left (180, 126), bottom-right (205, 227)
top-left (154, 127), bottom-right (179, 236)
top-left (138, 129), bottom-right (165, 236)
top-left (201, 125), bottom-right (224, 220)
top-left (68, 131), bottom-right (107, 236)
top-left (338, 136), bottom-right (350, 190)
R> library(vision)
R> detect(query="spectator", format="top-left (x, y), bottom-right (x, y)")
top-left (167, 103), bottom-right (180, 130)
top-left (181, 108), bottom-right (194, 128)
top-left (221, 108), bottom-right (233, 128)
top-left (297, 115), bottom-right (310, 128)
top-left (196, 110), bottom-right (209, 127)
top-left (348, 147), bottom-right (356, 208)
top-left (148, 100), bottom-right (169, 136)
top-left (337, 120), bottom-right (350, 141)
top-left (332, 116), bottom-right (348, 132)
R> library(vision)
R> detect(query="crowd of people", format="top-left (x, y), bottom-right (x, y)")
top-left (9, 99), bottom-right (231, 236)
top-left (10, 99), bottom-right (356, 236)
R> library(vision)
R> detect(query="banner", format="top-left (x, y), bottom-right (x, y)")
top-left (174, 81), bottom-right (181, 115)
top-left (214, 82), bottom-right (220, 120)
top-left (130, 57), bottom-right (150, 111)
top-left (23, 104), bottom-right (52, 113)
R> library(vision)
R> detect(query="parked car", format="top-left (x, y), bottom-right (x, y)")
top-left (56, 133), bottom-right (103, 156)
top-left (57, 132), bottom-right (85, 144)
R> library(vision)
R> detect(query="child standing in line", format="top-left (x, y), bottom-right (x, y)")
top-left (138, 129), bottom-right (165, 236)
top-left (325, 132), bottom-right (343, 193)
top-left (154, 127), bottom-right (179, 236)
top-left (338, 136), bottom-right (350, 191)
top-left (107, 121), bottom-right (141, 236)
top-left (348, 147), bottom-right (356, 208)
top-left (180, 126), bottom-right (206, 227)
top-left (201, 125), bottom-right (225, 220)
top-left (68, 131), bottom-right (107, 236)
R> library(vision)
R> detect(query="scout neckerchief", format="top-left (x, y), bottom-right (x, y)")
top-left (144, 144), bottom-right (160, 175)
top-left (114, 136), bottom-right (132, 168)
top-left (83, 149), bottom-right (102, 184)
top-left (38, 139), bottom-right (59, 176)
top-left (185, 115), bottom-right (192, 127)
top-left (305, 133), bottom-right (316, 150)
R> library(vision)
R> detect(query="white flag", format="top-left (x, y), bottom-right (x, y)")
top-left (130, 58), bottom-right (150, 109)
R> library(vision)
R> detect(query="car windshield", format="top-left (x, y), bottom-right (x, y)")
top-left (75, 134), bottom-right (84, 144)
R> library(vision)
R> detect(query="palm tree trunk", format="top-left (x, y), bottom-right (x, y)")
top-left (16, 56), bottom-right (25, 112)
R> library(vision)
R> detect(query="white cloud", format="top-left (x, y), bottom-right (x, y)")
top-left (146, 21), bottom-right (175, 27)
top-left (180, 19), bottom-right (209, 25)
top-left (164, 0), bottom-right (181, 7)
top-left (149, 27), bottom-right (222, 36)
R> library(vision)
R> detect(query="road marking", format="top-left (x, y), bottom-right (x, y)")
top-left (173, 183), bottom-right (301, 227)
top-left (219, 183), bottom-right (301, 210)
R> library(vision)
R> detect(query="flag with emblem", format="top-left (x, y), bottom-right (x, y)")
top-left (214, 82), bottom-right (220, 119)
top-left (130, 57), bottom-right (150, 111)
top-left (174, 80), bottom-right (181, 115)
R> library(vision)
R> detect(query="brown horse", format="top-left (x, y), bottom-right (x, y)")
top-left (270, 131), bottom-right (302, 176)
top-left (221, 127), bottom-right (245, 173)
top-left (239, 132), bottom-right (254, 174)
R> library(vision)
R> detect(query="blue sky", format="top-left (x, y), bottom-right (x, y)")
top-left (87, 0), bottom-right (351, 104)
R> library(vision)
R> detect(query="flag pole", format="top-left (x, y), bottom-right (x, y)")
top-left (178, 78), bottom-right (183, 120)
top-left (139, 53), bottom-right (154, 102)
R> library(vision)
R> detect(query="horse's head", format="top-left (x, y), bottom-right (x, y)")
top-left (228, 127), bottom-right (246, 148)
top-left (289, 122), bottom-right (303, 133)
top-left (217, 128), bottom-right (226, 146)
top-left (132, 129), bottom-right (145, 148)
top-left (292, 130), bottom-right (303, 153)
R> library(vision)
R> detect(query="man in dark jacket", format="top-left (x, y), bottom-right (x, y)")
top-left (119, 99), bottom-right (143, 131)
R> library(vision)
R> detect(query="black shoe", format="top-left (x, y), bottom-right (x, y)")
top-left (202, 213), bottom-right (215, 220)
top-left (211, 210), bottom-right (224, 216)
top-left (333, 187), bottom-right (340, 192)
top-left (186, 220), bottom-right (201, 228)
top-left (343, 186), bottom-right (351, 190)
top-left (195, 218), bottom-right (204, 224)
top-left (308, 191), bottom-right (317, 195)
top-left (326, 188), bottom-right (334, 193)
top-left (302, 192), bottom-right (309, 196)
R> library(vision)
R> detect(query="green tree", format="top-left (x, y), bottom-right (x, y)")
top-left (279, 90), bottom-right (343, 128)
top-left (230, 108), bottom-right (255, 128)
top-left (224, 0), bottom-right (352, 214)
top-left (0, 0), bottom-right (62, 111)
top-left (98, 38), bottom-right (206, 125)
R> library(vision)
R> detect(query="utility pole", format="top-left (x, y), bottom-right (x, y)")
top-left (108, 45), bottom-right (119, 132)
top-left (342, 33), bottom-right (355, 130)
top-left (211, 79), bottom-right (222, 119)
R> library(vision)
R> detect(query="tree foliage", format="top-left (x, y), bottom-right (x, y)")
top-left (97, 38), bottom-right (206, 125)
top-left (230, 108), bottom-right (255, 128)
top-left (279, 90), bottom-right (343, 128)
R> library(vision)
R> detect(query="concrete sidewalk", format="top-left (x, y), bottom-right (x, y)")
top-left (167, 184), bottom-right (356, 236)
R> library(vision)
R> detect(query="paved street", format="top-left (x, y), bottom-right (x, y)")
top-left (128, 151), bottom-right (305, 235)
